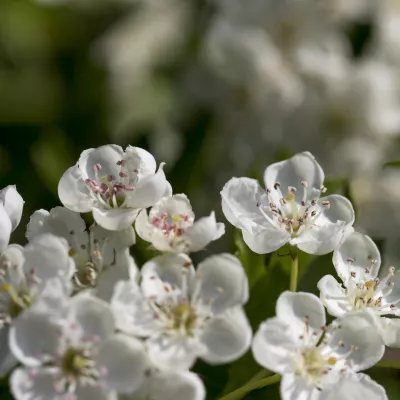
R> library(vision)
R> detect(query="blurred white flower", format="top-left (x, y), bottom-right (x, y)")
top-left (26, 207), bottom-right (138, 301)
top-left (0, 185), bottom-right (24, 251)
top-left (221, 152), bottom-right (354, 255)
top-left (58, 145), bottom-right (169, 231)
top-left (111, 253), bottom-right (251, 370)
top-left (252, 291), bottom-right (386, 400)
top-left (136, 194), bottom-right (224, 253)
top-left (318, 232), bottom-right (400, 347)
top-left (10, 293), bottom-right (148, 400)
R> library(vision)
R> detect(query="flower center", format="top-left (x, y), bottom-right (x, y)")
top-left (257, 181), bottom-right (329, 236)
top-left (296, 347), bottom-right (336, 380)
top-left (61, 348), bottom-right (95, 379)
top-left (151, 212), bottom-right (192, 239)
top-left (84, 160), bottom-right (137, 210)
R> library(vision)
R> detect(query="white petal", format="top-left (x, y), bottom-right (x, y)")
top-left (384, 269), bottom-right (400, 305)
top-left (26, 207), bottom-right (89, 254)
top-left (280, 373), bottom-right (320, 400)
top-left (324, 373), bottom-right (388, 400)
top-left (75, 385), bottom-right (117, 400)
top-left (377, 317), bottom-right (400, 348)
top-left (200, 307), bottom-right (252, 364)
top-left (146, 335), bottom-right (200, 370)
top-left (330, 311), bottom-right (385, 371)
top-left (221, 177), bottom-right (269, 234)
top-left (23, 233), bottom-right (75, 283)
top-left (68, 294), bottom-right (115, 341)
top-left (276, 291), bottom-right (326, 335)
top-left (10, 310), bottom-right (60, 366)
top-left (196, 254), bottom-right (248, 313)
top-left (315, 195), bottom-right (355, 227)
top-left (124, 146), bottom-right (157, 179)
top-left (58, 164), bottom-right (92, 213)
top-left (141, 253), bottom-right (195, 300)
top-left (95, 251), bottom-right (138, 302)
top-left (135, 209), bottom-right (153, 242)
top-left (0, 204), bottom-right (12, 252)
top-left (252, 317), bottom-right (297, 374)
top-left (125, 164), bottom-right (168, 209)
top-left (317, 275), bottom-right (350, 317)
top-left (92, 207), bottom-right (139, 231)
top-left (150, 194), bottom-right (194, 219)
top-left (242, 227), bottom-right (290, 254)
top-left (111, 280), bottom-right (158, 337)
top-left (11, 367), bottom-right (63, 400)
top-left (78, 145), bottom-right (123, 181)
top-left (0, 185), bottom-right (24, 232)
top-left (264, 152), bottom-right (324, 201)
top-left (184, 212), bottom-right (225, 252)
top-left (97, 334), bottom-right (148, 394)
top-left (33, 277), bottom-right (71, 315)
top-left (0, 326), bottom-right (17, 378)
top-left (138, 370), bottom-right (205, 400)
top-left (333, 232), bottom-right (381, 284)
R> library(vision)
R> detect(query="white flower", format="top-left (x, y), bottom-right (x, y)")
top-left (252, 291), bottom-right (386, 400)
top-left (125, 368), bottom-right (205, 400)
top-left (135, 194), bottom-right (225, 253)
top-left (10, 293), bottom-right (148, 400)
top-left (111, 253), bottom-right (252, 370)
top-left (221, 152), bottom-right (355, 255)
top-left (0, 185), bottom-right (24, 251)
top-left (58, 145), bottom-right (170, 231)
top-left (318, 231), bottom-right (400, 347)
top-left (27, 207), bottom-right (138, 301)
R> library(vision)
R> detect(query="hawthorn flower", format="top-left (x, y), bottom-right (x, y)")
top-left (221, 152), bottom-right (354, 255)
top-left (111, 253), bottom-right (251, 370)
top-left (0, 185), bottom-right (24, 251)
top-left (58, 145), bottom-right (170, 231)
top-left (26, 207), bottom-right (137, 301)
top-left (252, 291), bottom-right (386, 400)
top-left (135, 194), bottom-right (225, 253)
top-left (318, 232), bottom-right (400, 347)
top-left (0, 234), bottom-right (74, 377)
top-left (10, 293), bottom-right (148, 400)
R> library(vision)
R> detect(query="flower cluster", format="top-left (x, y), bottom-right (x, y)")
top-left (0, 146), bottom-right (394, 400)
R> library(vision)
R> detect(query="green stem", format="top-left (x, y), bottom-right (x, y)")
top-left (247, 369), bottom-right (273, 383)
top-left (219, 374), bottom-right (281, 400)
top-left (289, 247), bottom-right (298, 292)
top-left (375, 360), bottom-right (400, 369)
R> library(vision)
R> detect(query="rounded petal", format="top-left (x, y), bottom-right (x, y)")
top-left (10, 310), bottom-right (60, 366)
top-left (252, 317), bottom-right (297, 374)
top-left (276, 291), bottom-right (326, 335)
top-left (242, 227), bottom-right (290, 254)
top-left (111, 281), bottom-right (158, 337)
top-left (0, 326), bottom-right (17, 378)
top-left (97, 334), bottom-right (148, 394)
top-left (377, 317), bottom-right (400, 348)
top-left (58, 164), bottom-right (92, 213)
top-left (221, 177), bottom-right (269, 234)
top-left (324, 373), bottom-right (388, 400)
top-left (333, 232), bottom-right (381, 283)
top-left (316, 195), bottom-right (355, 226)
top-left (184, 212), bottom-right (225, 252)
top-left (330, 311), bottom-right (385, 371)
top-left (280, 373), bottom-right (319, 400)
top-left (135, 209), bottom-right (153, 242)
top-left (317, 275), bottom-right (350, 317)
top-left (264, 152), bottom-right (324, 201)
top-left (93, 207), bottom-right (139, 231)
top-left (68, 294), bottom-right (115, 341)
top-left (11, 367), bottom-right (64, 400)
top-left (196, 254), bottom-right (248, 313)
top-left (23, 233), bottom-right (75, 283)
top-left (138, 370), bottom-right (205, 400)
top-left (0, 205), bottom-right (12, 252)
top-left (78, 145), bottom-right (123, 181)
top-left (75, 385), bottom-right (117, 400)
top-left (0, 185), bottom-right (24, 232)
top-left (125, 146), bottom-right (157, 179)
top-left (125, 164), bottom-right (168, 209)
top-left (200, 307), bottom-right (252, 364)
top-left (141, 253), bottom-right (195, 300)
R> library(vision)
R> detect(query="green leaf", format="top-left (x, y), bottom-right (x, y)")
top-left (383, 160), bottom-right (400, 168)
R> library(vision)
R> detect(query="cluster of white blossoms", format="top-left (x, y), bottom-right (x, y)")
top-left (0, 146), bottom-right (395, 399)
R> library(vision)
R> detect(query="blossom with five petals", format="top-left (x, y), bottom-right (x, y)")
top-left (221, 152), bottom-right (354, 255)
top-left (135, 194), bottom-right (225, 253)
top-left (58, 145), bottom-right (170, 231)
top-left (252, 291), bottom-right (386, 400)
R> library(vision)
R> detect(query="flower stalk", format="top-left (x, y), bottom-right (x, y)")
top-left (289, 246), bottom-right (298, 292)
